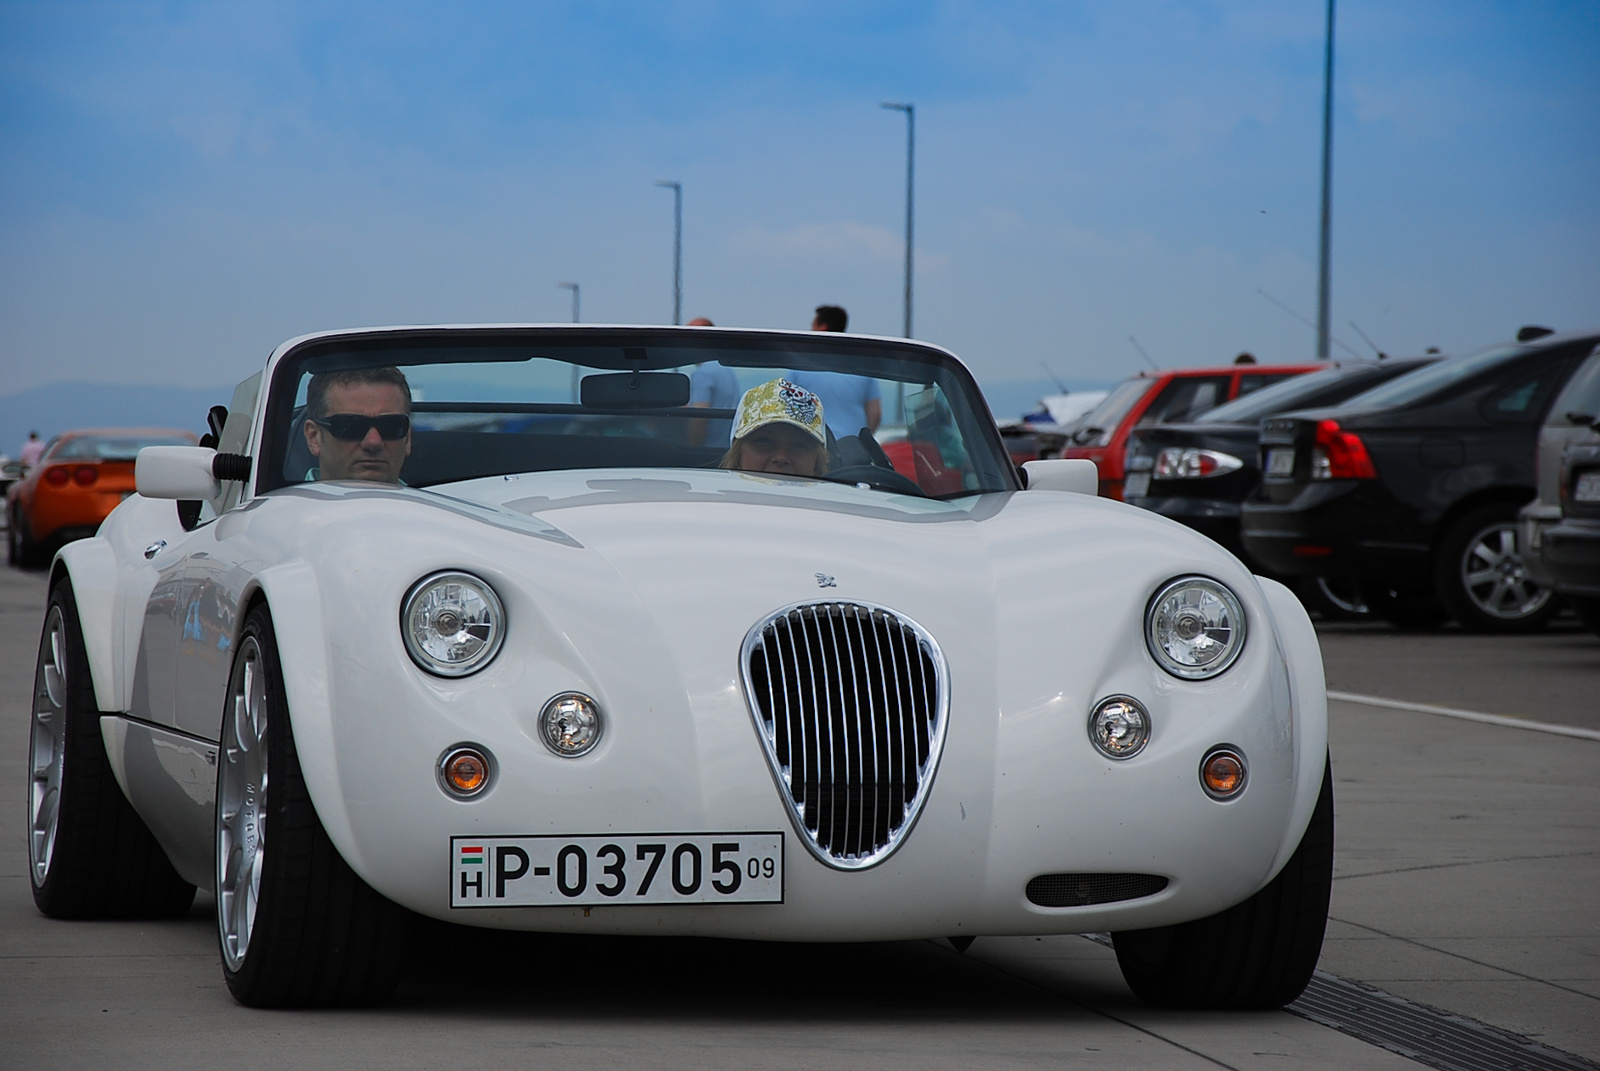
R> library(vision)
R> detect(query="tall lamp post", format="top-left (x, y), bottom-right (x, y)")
top-left (655, 180), bottom-right (683, 325)
top-left (1315, 0), bottom-right (1335, 360)
top-left (555, 281), bottom-right (580, 323)
top-left (881, 102), bottom-right (914, 340)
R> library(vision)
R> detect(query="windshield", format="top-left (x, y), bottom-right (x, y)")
top-left (1198, 367), bottom-right (1353, 423)
top-left (1072, 378), bottom-right (1151, 446)
top-left (1339, 345), bottom-right (1522, 411)
top-left (260, 329), bottom-right (1017, 499)
top-left (54, 432), bottom-right (195, 460)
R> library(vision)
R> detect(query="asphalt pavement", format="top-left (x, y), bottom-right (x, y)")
top-left (2, 561), bottom-right (1596, 1070)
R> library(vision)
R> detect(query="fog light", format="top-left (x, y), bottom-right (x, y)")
top-left (539, 693), bottom-right (603, 757)
top-left (437, 744), bottom-right (494, 798)
top-left (1200, 747), bottom-right (1247, 799)
top-left (1089, 695), bottom-right (1150, 759)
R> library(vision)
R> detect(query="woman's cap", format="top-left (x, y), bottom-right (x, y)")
top-left (733, 379), bottom-right (826, 445)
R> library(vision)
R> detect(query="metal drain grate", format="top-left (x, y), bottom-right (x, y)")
top-left (1287, 971), bottom-right (1600, 1071)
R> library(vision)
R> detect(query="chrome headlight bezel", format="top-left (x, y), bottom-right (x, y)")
top-left (400, 570), bottom-right (506, 678)
top-left (1144, 575), bottom-right (1247, 680)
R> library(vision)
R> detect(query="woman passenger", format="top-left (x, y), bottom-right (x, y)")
top-left (719, 379), bottom-right (830, 477)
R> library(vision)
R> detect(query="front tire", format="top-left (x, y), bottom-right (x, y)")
top-left (217, 604), bottom-right (410, 1007)
top-left (1435, 504), bottom-right (1559, 633)
top-left (1112, 757), bottom-right (1334, 1009)
top-left (29, 579), bottom-right (196, 918)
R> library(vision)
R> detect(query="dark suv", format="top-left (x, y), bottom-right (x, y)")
top-left (1240, 328), bottom-right (1600, 631)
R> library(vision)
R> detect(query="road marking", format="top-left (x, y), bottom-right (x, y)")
top-left (1327, 691), bottom-right (1600, 742)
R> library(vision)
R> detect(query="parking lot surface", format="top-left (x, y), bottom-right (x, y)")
top-left (2, 562), bottom-right (1596, 1069)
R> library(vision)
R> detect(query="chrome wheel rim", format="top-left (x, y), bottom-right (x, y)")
top-left (1459, 521), bottom-right (1550, 620)
top-left (217, 635), bottom-right (268, 971)
top-left (29, 605), bottom-right (68, 887)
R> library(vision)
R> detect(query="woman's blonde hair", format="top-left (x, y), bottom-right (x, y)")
top-left (719, 433), bottom-right (830, 476)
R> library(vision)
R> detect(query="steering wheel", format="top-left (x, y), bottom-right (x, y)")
top-left (824, 464), bottom-right (927, 497)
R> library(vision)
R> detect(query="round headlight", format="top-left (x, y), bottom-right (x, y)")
top-left (1145, 576), bottom-right (1246, 679)
top-left (1089, 695), bottom-right (1150, 759)
top-left (539, 693), bottom-right (603, 757)
top-left (401, 571), bottom-right (506, 677)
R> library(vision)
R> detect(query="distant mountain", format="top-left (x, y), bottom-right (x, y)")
top-left (0, 382), bottom-right (234, 459)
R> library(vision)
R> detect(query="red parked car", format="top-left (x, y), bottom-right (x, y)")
top-left (7, 427), bottom-right (197, 567)
top-left (1064, 364), bottom-right (1321, 499)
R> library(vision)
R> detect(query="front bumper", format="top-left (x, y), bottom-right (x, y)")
top-left (1542, 517), bottom-right (1600, 595)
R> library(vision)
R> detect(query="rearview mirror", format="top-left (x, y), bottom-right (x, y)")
top-left (581, 372), bottom-right (691, 409)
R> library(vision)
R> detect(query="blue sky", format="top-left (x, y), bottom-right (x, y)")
top-left (2, 0), bottom-right (1596, 405)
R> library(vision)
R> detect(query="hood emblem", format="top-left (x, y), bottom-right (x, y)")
top-left (814, 573), bottom-right (836, 588)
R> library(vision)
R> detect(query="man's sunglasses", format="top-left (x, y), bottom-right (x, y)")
top-left (312, 413), bottom-right (411, 441)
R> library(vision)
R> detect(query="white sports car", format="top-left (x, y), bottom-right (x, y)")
top-left (28, 325), bottom-right (1331, 1009)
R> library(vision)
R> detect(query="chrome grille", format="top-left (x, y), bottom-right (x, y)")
top-left (741, 602), bottom-right (949, 870)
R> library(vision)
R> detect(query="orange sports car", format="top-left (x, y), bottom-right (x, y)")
top-left (7, 428), bottom-right (196, 567)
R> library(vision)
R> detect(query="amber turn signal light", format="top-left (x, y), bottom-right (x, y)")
top-left (437, 745), bottom-right (494, 798)
top-left (1200, 747), bottom-right (1247, 800)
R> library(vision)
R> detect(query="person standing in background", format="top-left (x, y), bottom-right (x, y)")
top-left (686, 317), bottom-right (740, 446)
top-left (787, 305), bottom-right (881, 438)
top-left (19, 431), bottom-right (45, 470)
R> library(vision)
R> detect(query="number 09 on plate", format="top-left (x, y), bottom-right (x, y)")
top-left (451, 833), bottom-right (784, 907)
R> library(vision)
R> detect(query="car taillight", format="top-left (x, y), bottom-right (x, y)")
top-left (73, 465), bottom-right (98, 486)
top-left (44, 466), bottom-right (70, 487)
top-left (1154, 447), bottom-right (1243, 479)
top-left (1310, 420), bottom-right (1376, 480)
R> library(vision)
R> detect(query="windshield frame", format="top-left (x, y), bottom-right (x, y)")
top-left (256, 326), bottom-right (1021, 498)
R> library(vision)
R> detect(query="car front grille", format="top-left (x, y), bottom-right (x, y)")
top-left (742, 602), bottom-right (948, 870)
top-left (1025, 872), bottom-right (1169, 907)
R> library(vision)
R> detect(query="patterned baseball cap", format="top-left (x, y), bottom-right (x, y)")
top-left (732, 378), bottom-right (827, 445)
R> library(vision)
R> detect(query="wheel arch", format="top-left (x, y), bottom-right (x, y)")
top-left (51, 538), bottom-right (121, 713)
top-left (1256, 576), bottom-right (1329, 880)
top-left (243, 562), bottom-right (367, 877)
top-left (1429, 485), bottom-right (1537, 555)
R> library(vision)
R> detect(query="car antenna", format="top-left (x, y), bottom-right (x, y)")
top-left (1127, 336), bottom-right (1160, 372)
top-left (1348, 321), bottom-right (1388, 360)
top-left (1255, 289), bottom-right (1365, 359)
top-left (1039, 361), bottom-right (1070, 392)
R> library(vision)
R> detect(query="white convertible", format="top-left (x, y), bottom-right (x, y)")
top-left (29, 325), bottom-right (1331, 1009)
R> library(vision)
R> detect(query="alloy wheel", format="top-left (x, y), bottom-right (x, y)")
top-left (217, 635), bottom-right (268, 971)
top-left (29, 606), bottom-right (68, 886)
top-left (1458, 521), bottom-right (1550, 621)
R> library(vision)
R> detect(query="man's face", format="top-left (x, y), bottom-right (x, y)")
top-left (304, 381), bottom-right (411, 482)
top-left (737, 422), bottom-right (823, 475)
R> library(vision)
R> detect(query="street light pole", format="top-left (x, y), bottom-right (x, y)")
top-left (881, 102), bottom-right (914, 339)
top-left (655, 180), bottom-right (682, 325)
top-left (1315, 0), bottom-right (1335, 360)
top-left (556, 281), bottom-right (580, 323)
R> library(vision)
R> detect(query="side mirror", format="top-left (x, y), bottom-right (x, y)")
top-left (137, 447), bottom-right (221, 500)
top-left (1023, 458), bottom-right (1098, 494)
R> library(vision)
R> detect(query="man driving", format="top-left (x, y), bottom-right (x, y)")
top-left (302, 367), bottom-right (413, 483)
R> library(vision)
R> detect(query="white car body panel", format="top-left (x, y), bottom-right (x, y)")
top-left (54, 325), bottom-right (1328, 944)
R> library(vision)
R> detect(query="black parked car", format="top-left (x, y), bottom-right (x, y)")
top-left (1124, 357), bottom-right (1440, 559)
top-left (1240, 328), bottom-right (1600, 632)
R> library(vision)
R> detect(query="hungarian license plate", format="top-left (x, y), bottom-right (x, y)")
top-left (1266, 448), bottom-right (1296, 478)
top-left (450, 833), bottom-right (784, 907)
top-left (1123, 471), bottom-right (1150, 498)
top-left (1575, 472), bottom-right (1600, 502)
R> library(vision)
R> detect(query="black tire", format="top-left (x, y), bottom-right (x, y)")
top-left (1112, 757), bottom-right (1334, 1009)
top-left (29, 579), bottom-right (197, 919)
top-left (1357, 579), bottom-right (1448, 630)
top-left (1434, 503), bottom-right (1560, 633)
top-left (217, 604), bottom-right (410, 1008)
top-left (11, 505), bottom-right (45, 568)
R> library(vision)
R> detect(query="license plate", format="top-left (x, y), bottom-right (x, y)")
top-left (1266, 448), bottom-right (1296, 478)
top-left (1576, 472), bottom-right (1600, 502)
top-left (1123, 472), bottom-right (1150, 498)
top-left (450, 833), bottom-right (784, 907)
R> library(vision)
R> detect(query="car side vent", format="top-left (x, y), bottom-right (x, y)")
top-left (1025, 872), bottom-right (1169, 907)
top-left (741, 602), bottom-right (949, 870)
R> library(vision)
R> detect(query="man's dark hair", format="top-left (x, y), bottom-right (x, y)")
top-left (813, 305), bottom-right (848, 332)
top-left (1233, 352), bottom-right (1257, 365)
top-left (306, 366), bottom-right (412, 420)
